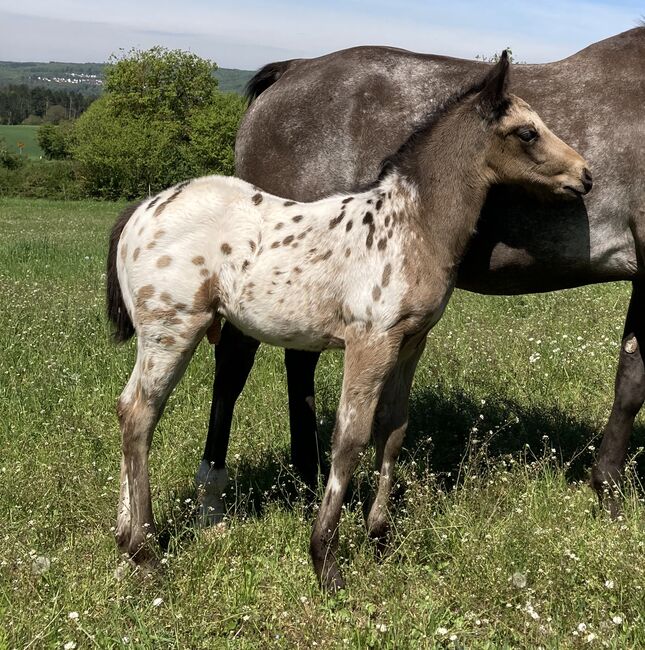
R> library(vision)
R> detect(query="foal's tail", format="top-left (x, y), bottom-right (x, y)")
top-left (106, 203), bottom-right (140, 343)
top-left (245, 59), bottom-right (297, 104)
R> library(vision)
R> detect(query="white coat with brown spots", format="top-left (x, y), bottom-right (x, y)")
top-left (109, 53), bottom-right (592, 590)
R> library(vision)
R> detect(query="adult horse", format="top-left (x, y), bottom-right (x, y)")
top-left (198, 27), bottom-right (644, 520)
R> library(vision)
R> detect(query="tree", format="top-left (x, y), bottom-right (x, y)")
top-left (38, 121), bottom-right (74, 159)
top-left (44, 104), bottom-right (67, 124)
top-left (72, 47), bottom-right (245, 199)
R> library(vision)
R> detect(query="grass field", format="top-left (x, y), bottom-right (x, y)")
top-left (0, 124), bottom-right (43, 158)
top-left (1, 197), bottom-right (644, 648)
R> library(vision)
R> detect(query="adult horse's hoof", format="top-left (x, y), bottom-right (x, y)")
top-left (195, 461), bottom-right (228, 527)
top-left (320, 565), bottom-right (346, 593)
top-left (590, 467), bottom-right (623, 519)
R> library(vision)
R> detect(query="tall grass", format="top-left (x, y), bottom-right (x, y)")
top-left (0, 197), bottom-right (643, 648)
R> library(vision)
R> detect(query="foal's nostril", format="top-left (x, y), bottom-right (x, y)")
top-left (581, 168), bottom-right (593, 193)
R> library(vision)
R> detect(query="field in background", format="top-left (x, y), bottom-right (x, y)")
top-left (0, 124), bottom-right (43, 158)
top-left (0, 60), bottom-right (254, 95)
top-left (1, 197), bottom-right (644, 648)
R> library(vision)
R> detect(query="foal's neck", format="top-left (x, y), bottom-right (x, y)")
top-left (384, 106), bottom-right (493, 268)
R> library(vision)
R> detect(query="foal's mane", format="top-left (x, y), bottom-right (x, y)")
top-left (378, 67), bottom-right (510, 181)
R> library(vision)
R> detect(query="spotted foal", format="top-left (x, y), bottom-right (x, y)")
top-left (108, 53), bottom-right (591, 590)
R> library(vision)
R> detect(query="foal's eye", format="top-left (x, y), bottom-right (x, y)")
top-left (517, 128), bottom-right (538, 143)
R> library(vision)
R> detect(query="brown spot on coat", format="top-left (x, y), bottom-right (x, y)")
top-left (375, 199), bottom-right (383, 210)
top-left (154, 187), bottom-right (183, 217)
top-left (345, 247), bottom-right (351, 257)
top-left (137, 285), bottom-right (155, 303)
top-left (133, 247), bottom-right (140, 261)
top-left (377, 238), bottom-right (387, 251)
top-left (292, 215), bottom-right (303, 223)
top-left (384, 215), bottom-right (391, 227)
top-left (252, 193), bottom-right (263, 205)
top-left (160, 291), bottom-right (173, 304)
top-left (147, 196), bottom-right (161, 211)
top-left (146, 241), bottom-right (156, 250)
top-left (284, 200), bottom-right (296, 206)
top-left (382, 263), bottom-right (392, 287)
top-left (275, 222), bottom-right (284, 230)
top-left (346, 220), bottom-right (353, 232)
top-left (249, 240), bottom-right (257, 252)
top-left (341, 197), bottom-right (354, 204)
top-left (157, 255), bottom-right (172, 268)
top-left (160, 335), bottom-right (176, 346)
top-left (362, 212), bottom-right (374, 225)
top-left (366, 224), bottom-right (376, 248)
top-left (154, 229), bottom-right (166, 239)
top-left (221, 243), bottom-right (232, 255)
top-left (372, 285), bottom-right (382, 301)
top-left (192, 274), bottom-right (219, 312)
top-left (283, 235), bottom-right (294, 245)
top-left (329, 213), bottom-right (345, 229)
top-left (192, 256), bottom-right (205, 265)
top-left (271, 241), bottom-right (280, 249)
top-left (242, 260), bottom-right (250, 271)
top-left (200, 268), bottom-right (210, 276)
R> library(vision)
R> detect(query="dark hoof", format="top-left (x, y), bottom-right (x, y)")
top-left (590, 469), bottom-right (623, 519)
top-left (320, 565), bottom-right (346, 593)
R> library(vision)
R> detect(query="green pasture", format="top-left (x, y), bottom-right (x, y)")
top-left (0, 197), bottom-right (643, 648)
top-left (0, 124), bottom-right (43, 158)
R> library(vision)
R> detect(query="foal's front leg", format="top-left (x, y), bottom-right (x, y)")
top-left (310, 329), bottom-right (402, 592)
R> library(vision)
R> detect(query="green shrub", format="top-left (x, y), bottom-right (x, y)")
top-left (0, 160), bottom-right (83, 200)
top-left (0, 137), bottom-right (25, 170)
top-left (71, 47), bottom-right (244, 199)
top-left (38, 122), bottom-right (74, 160)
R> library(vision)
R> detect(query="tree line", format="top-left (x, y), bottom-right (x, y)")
top-left (0, 84), bottom-right (96, 124)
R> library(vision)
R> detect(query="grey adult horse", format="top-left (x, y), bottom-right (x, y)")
top-left (200, 27), bottom-right (644, 517)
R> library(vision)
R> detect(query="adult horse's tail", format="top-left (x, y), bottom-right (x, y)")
top-left (106, 203), bottom-right (139, 343)
top-left (245, 60), bottom-right (297, 104)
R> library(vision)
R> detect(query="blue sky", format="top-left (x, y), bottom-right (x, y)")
top-left (0, 0), bottom-right (642, 68)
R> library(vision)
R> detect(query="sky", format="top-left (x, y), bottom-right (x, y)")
top-left (0, 0), bottom-right (642, 69)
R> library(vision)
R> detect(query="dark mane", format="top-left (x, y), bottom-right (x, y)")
top-left (379, 71), bottom-right (510, 180)
top-left (245, 60), bottom-right (296, 104)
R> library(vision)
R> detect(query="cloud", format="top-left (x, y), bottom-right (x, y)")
top-left (0, 1), bottom-right (640, 67)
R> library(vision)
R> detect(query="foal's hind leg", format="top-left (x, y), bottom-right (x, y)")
top-left (591, 281), bottom-right (645, 516)
top-left (367, 337), bottom-right (426, 545)
top-left (198, 322), bottom-right (260, 525)
top-left (116, 334), bottom-right (203, 564)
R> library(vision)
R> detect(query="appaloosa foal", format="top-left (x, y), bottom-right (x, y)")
top-left (107, 54), bottom-right (591, 590)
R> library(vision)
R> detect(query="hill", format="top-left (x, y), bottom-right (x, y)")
top-left (0, 61), bottom-right (255, 95)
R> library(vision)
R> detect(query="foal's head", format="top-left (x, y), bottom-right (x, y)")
top-left (468, 51), bottom-right (592, 197)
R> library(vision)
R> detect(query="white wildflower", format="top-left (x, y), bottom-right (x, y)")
top-left (152, 597), bottom-right (163, 607)
top-left (512, 572), bottom-right (527, 588)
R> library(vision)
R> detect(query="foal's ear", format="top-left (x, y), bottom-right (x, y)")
top-left (476, 50), bottom-right (510, 120)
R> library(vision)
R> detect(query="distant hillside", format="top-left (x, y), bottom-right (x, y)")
top-left (0, 61), bottom-right (256, 95)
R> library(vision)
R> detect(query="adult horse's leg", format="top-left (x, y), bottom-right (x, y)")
top-left (591, 281), bottom-right (645, 516)
top-left (117, 335), bottom-right (198, 565)
top-left (285, 349), bottom-right (321, 489)
top-left (367, 337), bottom-right (426, 545)
top-left (197, 322), bottom-right (260, 525)
top-left (310, 329), bottom-right (402, 592)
